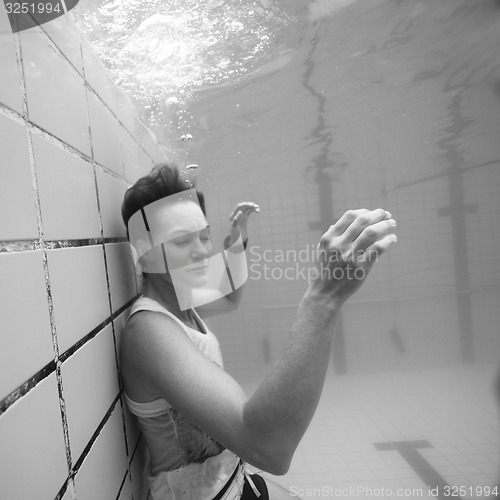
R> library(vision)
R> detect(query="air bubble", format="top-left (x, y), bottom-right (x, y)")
top-left (76, 1), bottom-right (299, 133)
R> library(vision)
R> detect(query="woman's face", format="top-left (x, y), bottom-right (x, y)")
top-left (156, 200), bottom-right (212, 289)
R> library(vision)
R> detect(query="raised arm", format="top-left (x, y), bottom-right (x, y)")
top-left (196, 201), bottom-right (260, 316)
top-left (121, 208), bottom-right (397, 475)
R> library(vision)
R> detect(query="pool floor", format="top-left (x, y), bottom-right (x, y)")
top-left (246, 363), bottom-right (499, 499)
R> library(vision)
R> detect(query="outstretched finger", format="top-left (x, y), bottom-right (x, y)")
top-left (241, 206), bottom-right (258, 217)
top-left (229, 202), bottom-right (259, 220)
top-left (343, 208), bottom-right (392, 242)
top-left (328, 209), bottom-right (369, 237)
top-left (245, 202), bottom-right (260, 211)
top-left (319, 209), bottom-right (369, 250)
top-left (230, 210), bottom-right (244, 226)
top-left (352, 218), bottom-right (397, 253)
top-left (358, 233), bottom-right (398, 267)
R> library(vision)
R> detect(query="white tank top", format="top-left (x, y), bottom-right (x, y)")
top-left (124, 296), bottom-right (242, 500)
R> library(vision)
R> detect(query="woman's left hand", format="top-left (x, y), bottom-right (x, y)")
top-left (228, 202), bottom-right (260, 244)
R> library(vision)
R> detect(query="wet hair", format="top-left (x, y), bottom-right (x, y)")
top-left (121, 163), bottom-right (206, 239)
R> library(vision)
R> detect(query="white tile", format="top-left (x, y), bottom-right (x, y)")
top-left (118, 103), bottom-right (144, 145)
top-left (96, 168), bottom-right (128, 238)
top-left (81, 43), bottom-right (139, 139)
top-left (106, 242), bottom-right (137, 313)
top-left (0, 373), bottom-right (68, 500)
top-left (61, 324), bottom-right (119, 460)
top-left (135, 125), bottom-right (165, 164)
top-left (126, 147), bottom-right (154, 183)
top-left (21, 30), bottom-right (90, 155)
top-left (88, 92), bottom-right (124, 175)
top-left (0, 5), bottom-right (23, 113)
top-left (0, 250), bottom-right (53, 399)
top-left (122, 117), bottom-right (142, 147)
top-left (0, 115), bottom-right (38, 239)
top-left (33, 134), bottom-right (101, 240)
top-left (47, 245), bottom-right (110, 353)
top-left (75, 405), bottom-right (128, 500)
top-left (40, 12), bottom-right (83, 74)
top-left (121, 128), bottom-right (141, 183)
top-left (0, 1), bottom-right (12, 33)
top-left (81, 42), bottom-right (122, 115)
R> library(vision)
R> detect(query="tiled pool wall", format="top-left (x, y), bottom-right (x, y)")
top-left (2, 2), bottom-right (500, 499)
top-left (0, 4), bottom-right (167, 499)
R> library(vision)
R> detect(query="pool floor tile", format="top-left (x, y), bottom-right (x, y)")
top-left (248, 363), bottom-right (499, 493)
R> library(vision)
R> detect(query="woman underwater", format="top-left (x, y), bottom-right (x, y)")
top-left (120, 164), bottom-right (398, 500)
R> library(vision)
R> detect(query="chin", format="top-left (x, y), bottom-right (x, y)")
top-left (177, 272), bottom-right (209, 290)
top-left (190, 274), bottom-right (210, 288)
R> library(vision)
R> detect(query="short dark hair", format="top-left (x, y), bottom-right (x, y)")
top-left (121, 163), bottom-right (206, 239)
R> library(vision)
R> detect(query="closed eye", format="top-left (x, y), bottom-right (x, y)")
top-left (172, 228), bottom-right (210, 246)
top-left (172, 236), bottom-right (190, 246)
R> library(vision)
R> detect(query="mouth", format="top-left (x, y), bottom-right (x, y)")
top-left (186, 261), bottom-right (209, 273)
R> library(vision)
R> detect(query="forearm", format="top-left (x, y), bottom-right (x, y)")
top-left (243, 287), bottom-right (340, 462)
top-left (234, 208), bottom-right (395, 473)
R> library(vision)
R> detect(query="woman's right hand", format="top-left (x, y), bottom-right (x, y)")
top-left (309, 208), bottom-right (397, 305)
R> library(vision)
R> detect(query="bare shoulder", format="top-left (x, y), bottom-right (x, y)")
top-left (120, 310), bottom-right (194, 367)
top-left (123, 309), bottom-right (179, 336)
top-left (119, 311), bottom-right (190, 401)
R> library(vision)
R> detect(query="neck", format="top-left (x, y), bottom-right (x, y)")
top-left (143, 274), bottom-right (193, 323)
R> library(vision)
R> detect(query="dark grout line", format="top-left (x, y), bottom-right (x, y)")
top-left (21, 22), bottom-right (159, 169)
top-left (0, 102), bottom-right (25, 124)
top-left (54, 476), bottom-right (71, 500)
top-left (3, 21), bottom-right (160, 500)
top-left (37, 22), bottom-right (83, 78)
top-left (0, 237), bottom-right (128, 253)
top-left (0, 360), bottom-right (56, 416)
top-left (87, 78), bottom-right (135, 483)
top-left (0, 239), bottom-right (40, 252)
top-left (0, 295), bottom-right (138, 416)
top-left (55, 392), bottom-right (122, 500)
top-left (1, 102), bottom-right (133, 188)
top-left (17, 25), bottom-right (76, 477)
top-left (1, 108), bottom-right (132, 188)
top-left (59, 295), bottom-right (138, 363)
top-left (45, 237), bottom-right (128, 249)
top-left (374, 440), bottom-right (463, 500)
top-left (72, 393), bottom-right (121, 474)
top-left (115, 465), bottom-right (131, 500)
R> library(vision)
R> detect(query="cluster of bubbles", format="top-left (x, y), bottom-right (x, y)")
top-left (75, 0), bottom-right (298, 133)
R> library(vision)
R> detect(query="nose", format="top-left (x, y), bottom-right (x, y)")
top-left (191, 236), bottom-right (211, 260)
